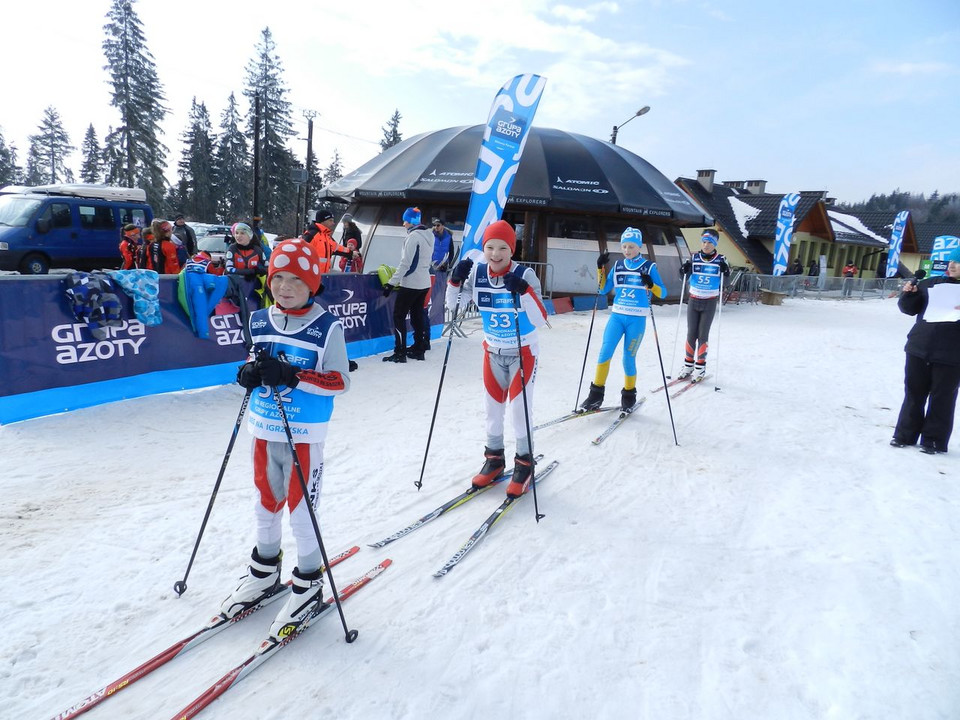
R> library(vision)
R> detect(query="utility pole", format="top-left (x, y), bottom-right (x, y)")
top-left (303, 110), bottom-right (316, 230)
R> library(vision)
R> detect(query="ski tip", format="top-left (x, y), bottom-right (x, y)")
top-left (380, 558), bottom-right (394, 569)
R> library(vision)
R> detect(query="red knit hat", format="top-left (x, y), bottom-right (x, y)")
top-left (482, 220), bottom-right (516, 253)
top-left (268, 240), bottom-right (322, 294)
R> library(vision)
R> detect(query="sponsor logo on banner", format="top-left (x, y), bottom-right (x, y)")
top-left (52, 320), bottom-right (147, 365)
top-left (930, 235), bottom-right (960, 277)
top-left (773, 192), bottom-right (801, 276)
top-left (325, 287), bottom-right (369, 331)
top-left (459, 74), bottom-right (546, 261)
top-left (886, 210), bottom-right (909, 278)
top-left (211, 313), bottom-right (247, 346)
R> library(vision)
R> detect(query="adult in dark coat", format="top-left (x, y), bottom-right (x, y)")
top-left (891, 250), bottom-right (960, 453)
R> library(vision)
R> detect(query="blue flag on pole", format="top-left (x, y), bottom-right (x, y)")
top-left (930, 235), bottom-right (960, 277)
top-left (772, 193), bottom-right (801, 276)
top-left (885, 210), bottom-right (909, 278)
top-left (458, 74), bottom-right (546, 261)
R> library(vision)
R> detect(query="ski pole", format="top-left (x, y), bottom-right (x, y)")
top-left (714, 273), bottom-right (725, 392)
top-left (174, 387), bottom-right (253, 597)
top-left (272, 361), bottom-right (358, 644)
top-left (415, 286), bottom-right (464, 491)
top-left (647, 293), bottom-right (680, 446)
top-left (512, 289), bottom-right (544, 522)
top-left (573, 277), bottom-right (603, 412)
top-left (668, 278), bottom-right (687, 378)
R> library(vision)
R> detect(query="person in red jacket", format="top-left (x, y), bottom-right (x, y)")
top-left (301, 210), bottom-right (354, 275)
top-left (145, 220), bottom-right (182, 274)
top-left (118, 224), bottom-right (142, 269)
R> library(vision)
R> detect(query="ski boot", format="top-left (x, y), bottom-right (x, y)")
top-left (505, 453), bottom-right (534, 498)
top-left (219, 547), bottom-right (282, 619)
top-left (677, 362), bottom-right (694, 380)
top-left (472, 446), bottom-right (505, 490)
top-left (693, 365), bottom-right (706, 382)
top-left (620, 387), bottom-right (637, 411)
top-left (269, 566), bottom-right (324, 640)
top-left (580, 383), bottom-right (605, 411)
top-left (382, 351), bottom-right (406, 363)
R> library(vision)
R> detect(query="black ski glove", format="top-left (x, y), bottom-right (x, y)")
top-left (680, 260), bottom-right (692, 277)
top-left (451, 259), bottom-right (474, 286)
top-left (502, 273), bottom-right (529, 295)
top-left (640, 273), bottom-right (654, 289)
top-left (256, 356), bottom-right (300, 388)
top-left (382, 284), bottom-right (394, 297)
top-left (597, 251), bottom-right (610, 269)
top-left (717, 259), bottom-right (730, 276)
top-left (236, 361), bottom-right (262, 389)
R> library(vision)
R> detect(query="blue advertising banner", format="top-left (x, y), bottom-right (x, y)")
top-left (930, 235), bottom-right (960, 278)
top-left (459, 74), bottom-right (546, 261)
top-left (772, 192), bottom-right (801, 276)
top-left (0, 273), bottom-right (443, 424)
top-left (885, 210), bottom-right (909, 278)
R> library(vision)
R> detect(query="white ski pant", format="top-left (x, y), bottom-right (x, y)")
top-left (482, 347), bottom-right (537, 456)
top-left (251, 438), bottom-right (324, 573)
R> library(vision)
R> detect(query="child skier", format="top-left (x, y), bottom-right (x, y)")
top-left (446, 220), bottom-right (548, 497)
top-left (580, 227), bottom-right (666, 411)
top-left (222, 239), bottom-right (351, 639)
top-left (678, 228), bottom-right (730, 380)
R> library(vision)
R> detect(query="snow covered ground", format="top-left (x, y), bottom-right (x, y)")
top-left (2, 295), bottom-right (958, 720)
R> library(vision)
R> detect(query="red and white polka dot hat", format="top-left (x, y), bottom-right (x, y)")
top-left (267, 240), bottom-right (322, 293)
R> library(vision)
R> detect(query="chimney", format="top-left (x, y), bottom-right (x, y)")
top-left (801, 190), bottom-right (828, 200)
top-left (696, 169), bottom-right (716, 193)
top-left (745, 179), bottom-right (767, 195)
top-left (721, 180), bottom-right (745, 190)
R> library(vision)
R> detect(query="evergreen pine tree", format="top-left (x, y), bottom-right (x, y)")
top-left (80, 124), bottom-right (102, 183)
top-left (215, 92), bottom-right (251, 222)
top-left (380, 110), bottom-right (403, 152)
top-left (0, 129), bottom-right (22, 186)
top-left (177, 97), bottom-right (217, 220)
top-left (243, 27), bottom-right (297, 227)
top-left (102, 0), bottom-right (169, 206)
top-left (101, 126), bottom-right (126, 186)
top-left (23, 139), bottom-right (47, 186)
top-left (28, 106), bottom-right (75, 184)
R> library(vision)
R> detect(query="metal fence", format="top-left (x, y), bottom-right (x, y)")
top-left (753, 274), bottom-right (904, 301)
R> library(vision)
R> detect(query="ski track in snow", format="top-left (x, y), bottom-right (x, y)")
top-left (2, 298), bottom-right (959, 720)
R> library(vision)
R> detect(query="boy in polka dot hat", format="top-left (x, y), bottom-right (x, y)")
top-left (225, 238), bottom-right (351, 640)
top-left (267, 239), bottom-right (323, 300)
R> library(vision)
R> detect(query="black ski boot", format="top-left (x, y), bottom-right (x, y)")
top-left (506, 453), bottom-right (534, 498)
top-left (580, 383), bottom-right (605, 411)
top-left (621, 387), bottom-right (637, 411)
top-left (472, 446), bottom-right (505, 489)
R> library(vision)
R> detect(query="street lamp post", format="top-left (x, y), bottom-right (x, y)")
top-left (610, 106), bottom-right (651, 145)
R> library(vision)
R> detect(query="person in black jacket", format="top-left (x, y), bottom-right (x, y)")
top-left (891, 250), bottom-right (960, 454)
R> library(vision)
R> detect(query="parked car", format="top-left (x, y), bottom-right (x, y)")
top-left (197, 234), bottom-right (229, 266)
top-left (0, 184), bottom-right (153, 274)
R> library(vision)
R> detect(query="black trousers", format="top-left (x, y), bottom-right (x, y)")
top-left (684, 297), bottom-right (718, 366)
top-left (392, 287), bottom-right (429, 354)
top-left (894, 353), bottom-right (960, 451)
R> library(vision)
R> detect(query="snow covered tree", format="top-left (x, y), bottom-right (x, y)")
top-left (323, 149), bottom-right (344, 185)
top-left (380, 110), bottom-right (403, 152)
top-left (28, 106), bottom-right (75, 184)
top-left (215, 92), bottom-right (251, 222)
top-left (243, 27), bottom-right (297, 227)
top-left (79, 124), bottom-right (102, 183)
top-left (0, 129), bottom-right (21, 186)
top-left (102, 0), bottom-right (169, 204)
top-left (101, 126), bottom-right (126, 186)
top-left (177, 97), bottom-right (217, 220)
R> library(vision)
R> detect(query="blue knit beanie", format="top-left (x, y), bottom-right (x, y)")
top-left (402, 207), bottom-right (422, 225)
top-left (948, 247), bottom-right (960, 263)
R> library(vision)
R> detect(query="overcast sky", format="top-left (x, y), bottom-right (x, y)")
top-left (3, 0), bottom-right (958, 205)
